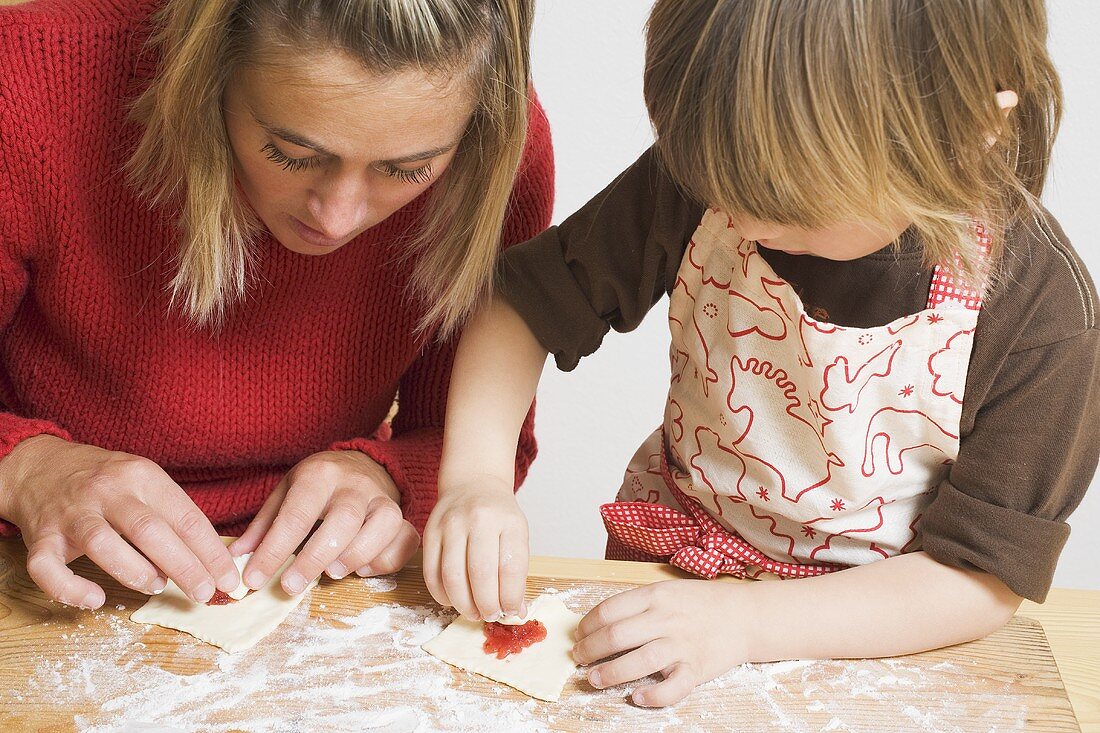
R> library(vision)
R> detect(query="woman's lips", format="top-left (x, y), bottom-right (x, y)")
top-left (290, 216), bottom-right (345, 248)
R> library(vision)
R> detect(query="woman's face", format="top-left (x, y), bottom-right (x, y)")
top-left (223, 47), bottom-right (478, 255)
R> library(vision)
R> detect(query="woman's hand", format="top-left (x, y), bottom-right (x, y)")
top-left (0, 435), bottom-right (240, 609)
top-left (572, 580), bottom-right (750, 707)
top-left (422, 477), bottom-right (529, 622)
top-left (231, 450), bottom-right (419, 595)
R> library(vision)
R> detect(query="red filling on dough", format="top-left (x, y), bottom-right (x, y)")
top-left (206, 590), bottom-right (236, 606)
top-left (482, 619), bottom-right (548, 659)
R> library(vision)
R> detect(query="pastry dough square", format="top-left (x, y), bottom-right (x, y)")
top-left (130, 552), bottom-right (316, 654)
top-left (422, 595), bottom-right (582, 702)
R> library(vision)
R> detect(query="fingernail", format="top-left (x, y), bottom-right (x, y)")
top-left (283, 572), bottom-right (305, 595)
top-left (589, 670), bottom-right (602, 688)
top-left (149, 578), bottom-right (167, 595)
top-left (485, 611), bottom-right (502, 622)
top-left (326, 561), bottom-right (347, 580)
top-left (218, 570), bottom-right (240, 592)
top-left (192, 581), bottom-right (215, 603)
top-left (245, 570), bottom-right (265, 589)
top-left (80, 591), bottom-right (102, 609)
top-left (355, 565), bottom-right (373, 577)
top-left (632, 691), bottom-right (647, 707)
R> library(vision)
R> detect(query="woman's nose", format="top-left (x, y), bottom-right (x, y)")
top-left (306, 175), bottom-right (370, 240)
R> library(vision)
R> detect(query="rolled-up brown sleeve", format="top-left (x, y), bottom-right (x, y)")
top-left (498, 146), bottom-right (704, 371)
top-left (921, 327), bottom-right (1099, 602)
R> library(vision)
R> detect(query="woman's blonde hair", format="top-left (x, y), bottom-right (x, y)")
top-left (644, 0), bottom-right (1062, 278)
top-left (128, 0), bottom-right (533, 335)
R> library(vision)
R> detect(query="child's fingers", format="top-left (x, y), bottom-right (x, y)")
top-left (578, 587), bottom-right (652, 638)
top-left (498, 529), bottom-right (528, 618)
top-left (441, 529), bottom-right (477, 620)
top-left (421, 522), bottom-right (450, 608)
top-left (467, 530), bottom-right (502, 621)
top-left (631, 663), bottom-right (696, 708)
top-left (572, 611), bottom-right (658, 665)
top-left (26, 533), bottom-right (105, 609)
top-left (587, 638), bottom-right (676, 690)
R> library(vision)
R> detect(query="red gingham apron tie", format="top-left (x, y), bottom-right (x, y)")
top-left (601, 438), bottom-right (843, 580)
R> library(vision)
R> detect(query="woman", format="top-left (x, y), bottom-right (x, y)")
top-left (0, 0), bottom-right (552, 610)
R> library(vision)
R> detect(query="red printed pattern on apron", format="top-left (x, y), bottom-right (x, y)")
top-left (603, 209), bottom-right (989, 579)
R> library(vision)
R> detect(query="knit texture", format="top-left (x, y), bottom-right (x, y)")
top-left (0, 0), bottom-right (554, 536)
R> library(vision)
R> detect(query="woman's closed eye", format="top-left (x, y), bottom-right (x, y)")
top-left (262, 141), bottom-right (434, 185)
top-left (261, 142), bottom-right (320, 173)
top-left (378, 161), bottom-right (435, 185)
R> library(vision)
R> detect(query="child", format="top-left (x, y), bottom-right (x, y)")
top-left (425, 0), bottom-right (1098, 708)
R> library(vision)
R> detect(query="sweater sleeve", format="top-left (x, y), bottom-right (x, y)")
top-left (0, 74), bottom-right (73, 537)
top-left (329, 94), bottom-right (555, 533)
top-left (497, 146), bottom-right (705, 371)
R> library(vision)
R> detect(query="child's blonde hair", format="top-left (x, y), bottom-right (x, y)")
top-left (128, 0), bottom-right (533, 335)
top-left (644, 0), bottom-right (1062, 277)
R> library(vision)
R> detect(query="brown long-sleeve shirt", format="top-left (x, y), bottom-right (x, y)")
top-left (499, 147), bottom-right (1099, 602)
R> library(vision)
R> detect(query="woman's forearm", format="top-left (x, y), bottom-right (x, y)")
top-left (741, 551), bottom-right (1022, 662)
top-left (438, 294), bottom-right (548, 493)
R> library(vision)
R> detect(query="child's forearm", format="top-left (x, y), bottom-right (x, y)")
top-left (741, 551), bottom-right (1022, 662)
top-left (438, 295), bottom-right (548, 493)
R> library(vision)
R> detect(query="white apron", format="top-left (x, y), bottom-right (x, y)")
top-left (602, 209), bottom-right (989, 579)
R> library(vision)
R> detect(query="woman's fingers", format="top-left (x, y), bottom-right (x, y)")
top-left (108, 498), bottom-right (217, 603)
top-left (229, 477), bottom-right (288, 557)
top-left (355, 520), bottom-right (419, 577)
top-left (74, 516), bottom-right (165, 596)
top-left (284, 489), bottom-right (367, 587)
top-left (333, 497), bottom-right (405, 575)
top-left (158, 489), bottom-right (239, 592)
top-left (245, 482), bottom-right (322, 593)
top-left (25, 532), bottom-right (105, 609)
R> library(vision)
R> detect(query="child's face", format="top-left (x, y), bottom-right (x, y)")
top-left (727, 213), bottom-right (912, 261)
top-left (222, 46), bottom-right (477, 256)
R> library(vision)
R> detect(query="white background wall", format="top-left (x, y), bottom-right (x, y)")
top-left (522, 0), bottom-right (1100, 590)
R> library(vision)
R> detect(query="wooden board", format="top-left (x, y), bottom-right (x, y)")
top-left (0, 539), bottom-right (1080, 732)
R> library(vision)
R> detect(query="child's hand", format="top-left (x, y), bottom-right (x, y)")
top-left (422, 478), bottom-right (529, 622)
top-left (573, 580), bottom-right (750, 707)
top-left (231, 450), bottom-right (419, 595)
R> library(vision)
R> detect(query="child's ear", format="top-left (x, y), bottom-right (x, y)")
top-left (986, 90), bottom-right (1019, 146)
top-left (995, 89), bottom-right (1019, 118)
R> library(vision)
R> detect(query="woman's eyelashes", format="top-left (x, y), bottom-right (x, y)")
top-left (261, 142), bottom-right (434, 185)
top-left (379, 161), bottom-right (435, 185)
top-left (261, 142), bottom-right (319, 172)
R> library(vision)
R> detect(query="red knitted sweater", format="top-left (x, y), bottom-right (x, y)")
top-left (0, 0), bottom-right (554, 536)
